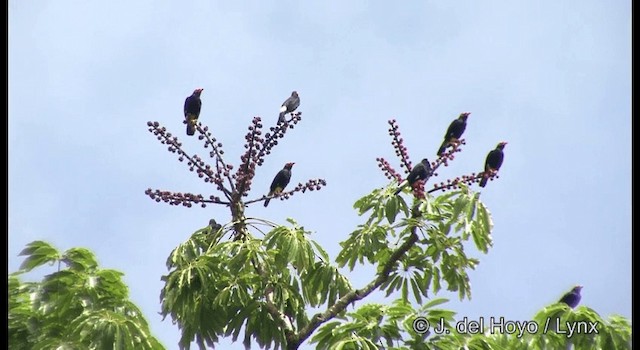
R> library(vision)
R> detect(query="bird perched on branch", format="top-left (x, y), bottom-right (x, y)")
top-left (558, 285), bottom-right (583, 308)
top-left (479, 142), bottom-right (507, 187)
top-left (264, 162), bottom-right (294, 207)
top-left (184, 88), bottom-right (203, 136)
top-left (394, 158), bottom-right (432, 195)
top-left (208, 219), bottom-right (222, 234)
top-left (278, 91), bottom-right (300, 123)
top-left (437, 112), bottom-right (470, 156)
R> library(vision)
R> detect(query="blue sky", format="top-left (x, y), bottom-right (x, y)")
top-left (9, 1), bottom-right (631, 349)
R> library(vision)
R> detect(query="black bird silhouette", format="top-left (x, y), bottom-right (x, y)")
top-left (479, 142), bottom-right (507, 187)
top-left (264, 162), bottom-right (294, 207)
top-left (394, 159), bottom-right (432, 195)
top-left (558, 285), bottom-right (583, 308)
top-left (437, 112), bottom-right (470, 156)
top-left (184, 88), bottom-right (203, 136)
top-left (208, 219), bottom-right (222, 234)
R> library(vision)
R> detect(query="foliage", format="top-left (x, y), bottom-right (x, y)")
top-left (427, 304), bottom-right (632, 350)
top-left (9, 241), bottom-right (164, 350)
top-left (147, 114), bottom-right (631, 349)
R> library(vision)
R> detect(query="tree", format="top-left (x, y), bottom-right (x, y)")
top-left (9, 241), bottom-right (163, 350)
top-left (145, 112), bottom-right (632, 350)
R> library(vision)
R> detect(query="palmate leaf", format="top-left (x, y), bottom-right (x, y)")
top-left (263, 223), bottom-right (316, 271)
top-left (301, 261), bottom-right (352, 307)
top-left (337, 224), bottom-right (392, 271)
top-left (31, 338), bottom-right (85, 350)
top-left (312, 304), bottom-right (389, 350)
top-left (353, 189), bottom-right (382, 216)
top-left (10, 242), bottom-right (164, 350)
top-left (95, 269), bottom-right (129, 303)
top-left (70, 309), bottom-right (162, 350)
top-left (18, 241), bottom-right (61, 273)
top-left (166, 234), bottom-right (206, 270)
top-left (62, 248), bottom-right (99, 272)
top-left (385, 196), bottom-right (399, 224)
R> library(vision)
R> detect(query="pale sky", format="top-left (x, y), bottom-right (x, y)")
top-left (9, 1), bottom-right (631, 349)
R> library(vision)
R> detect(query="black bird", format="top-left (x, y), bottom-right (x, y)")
top-left (437, 112), bottom-right (470, 156)
top-left (394, 159), bottom-right (432, 195)
top-left (208, 219), bottom-right (222, 234)
top-left (184, 88), bottom-right (203, 136)
top-left (558, 285), bottom-right (583, 308)
top-left (278, 91), bottom-right (300, 123)
top-left (479, 142), bottom-right (507, 188)
top-left (264, 162), bottom-right (295, 207)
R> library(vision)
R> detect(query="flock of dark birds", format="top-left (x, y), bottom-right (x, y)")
top-left (183, 88), bottom-right (299, 206)
top-left (184, 89), bottom-right (507, 202)
top-left (393, 111), bottom-right (507, 195)
top-left (183, 88), bottom-right (581, 309)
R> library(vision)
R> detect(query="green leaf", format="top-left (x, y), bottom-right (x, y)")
top-left (62, 248), bottom-right (98, 272)
top-left (18, 241), bottom-right (60, 272)
top-left (422, 297), bottom-right (449, 309)
top-left (385, 197), bottom-right (399, 224)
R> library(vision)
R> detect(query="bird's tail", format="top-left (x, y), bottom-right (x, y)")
top-left (278, 112), bottom-right (286, 123)
top-left (479, 173), bottom-right (489, 187)
top-left (264, 191), bottom-right (274, 207)
top-left (437, 139), bottom-right (449, 156)
top-left (394, 180), bottom-right (408, 195)
top-left (186, 115), bottom-right (197, 136)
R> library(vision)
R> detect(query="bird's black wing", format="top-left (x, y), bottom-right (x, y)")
top-left (184, 95), bottom-right (201, 117)
top-left (406, 163), bottom-right (426, 185)
top-left (444, 119), bottom-right (461, 139)
top-left (438, 119), bottom-right (464, 155)
top-left (451, 119), bottom-right (466, 139)
top-left (486, 149), bottom-right (504, 171)
top-left (270, 169), bottom-right (292, 193)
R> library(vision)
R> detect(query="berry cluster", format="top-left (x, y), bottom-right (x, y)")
top-left (146, 110), bottom-right (323, 217)
top-left (377, 116), bottom-right (501, 197)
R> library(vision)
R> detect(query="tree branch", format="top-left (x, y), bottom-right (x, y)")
top-left (289, 209), bottom-right (422, 349)
top-left (145, 189), bottom-right (229, 207)
top-left (243, 179), bottom-right (327, 206)
top-left (193, 122), bottom-right (235, 199)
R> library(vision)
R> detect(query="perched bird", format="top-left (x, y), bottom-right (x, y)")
top-left (437, 112), bottom-right (470, 156)
top-left (558, 285), bottom-right (583, 308)
top-left (264, 162), bottom-right (295, 207)
top-left (394, 159), bottom-right (432, 195)
top-left (184, 88), bottom-right (203, 136)
top-left (479, 142), bottom-right (507, 188)
top-left (208, 219), bottom-right (222, 234)
top-left (278, 91), bottom-right (300, 123)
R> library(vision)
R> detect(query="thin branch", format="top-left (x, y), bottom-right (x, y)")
top-left (193, 122), bottom-right (235, 198)
top-left (430, 139), bottom-right (466, 177)
top-left (255, 112), bottom-right (302, 167)
top-left (248, 257), bottom-right (297, 344)
top-left (145, 189), bottom-right (229, 207)
top-left (235, 117), bottom-right (263, 196)
top-left (387, 119), bottom-right (412, 173)
top-left (148, 121), bottom-right (229, 197)
top-left (289, 209), bottom-right (422, 349)
top-left (243, 179), bottom-right (327, 206)
top-left (427, 171), bottom-right (499, 193)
